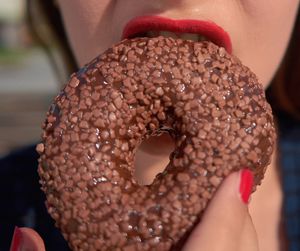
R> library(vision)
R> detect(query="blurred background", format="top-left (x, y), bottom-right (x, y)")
top-left (0, 0), bottom-right (59, 156)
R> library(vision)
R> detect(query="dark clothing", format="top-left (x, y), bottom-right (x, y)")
top-left (0, 146), bottom-right (70, 251)
top-left (0, 111), bottom-right (299, 251)
top-left (278, 111), bottom-right (300, 251)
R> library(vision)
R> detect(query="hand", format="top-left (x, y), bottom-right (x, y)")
top-left (10, 170), bottom-right (258, 251)
top-left (182, 170), bottom-right (259, 251)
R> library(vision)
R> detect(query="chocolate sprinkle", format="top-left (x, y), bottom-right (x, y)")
top-left (37, 37), bottom-right (276, 250)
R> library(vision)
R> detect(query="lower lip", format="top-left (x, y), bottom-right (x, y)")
top-left (122, 16), bottom-right (232, 53)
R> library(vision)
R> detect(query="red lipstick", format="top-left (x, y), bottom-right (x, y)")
top-left (122, 16), bottom-right (232, 54)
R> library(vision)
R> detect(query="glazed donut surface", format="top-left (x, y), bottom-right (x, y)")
top-left (37, 37), bottom-right (276, 251)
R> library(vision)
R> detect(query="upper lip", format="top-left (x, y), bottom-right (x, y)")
top-left (122, 15), bottom-right (232, 54)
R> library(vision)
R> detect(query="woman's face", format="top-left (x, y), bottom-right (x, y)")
top-left (57, 0), bottom-right (299, 88)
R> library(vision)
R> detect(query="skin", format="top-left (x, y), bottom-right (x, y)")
top-left (11, 1), bottom-right (300, 250)
top-left (57, 0), bottom-right (299, 88)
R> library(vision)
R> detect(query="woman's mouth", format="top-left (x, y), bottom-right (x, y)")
top-left (122, 15), bottom-right (232, 54)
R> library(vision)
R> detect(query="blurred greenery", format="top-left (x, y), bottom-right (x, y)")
top-left (0, 47), bottom-right (29, 65)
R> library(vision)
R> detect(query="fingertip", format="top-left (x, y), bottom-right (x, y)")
top-left (239, 169), bottom-right (254, 204)
top-left (10, 227), bottom-right (21, 251)
top-left (219, 169), bottom-right (254, 204)
top-left (212, 170), bottom-right (242, 203)
top-left (182, 170), bottom-right (251, 251)
top-left (18, 228), bottom-right (46, 251)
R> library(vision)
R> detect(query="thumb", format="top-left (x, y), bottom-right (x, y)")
top-left (10, 227), bottom-right (46, 251)
top-left (183, 169), bottom-right (254, 251)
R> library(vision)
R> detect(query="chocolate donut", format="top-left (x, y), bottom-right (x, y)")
top-left (37, 37), bottom-right (276, 250)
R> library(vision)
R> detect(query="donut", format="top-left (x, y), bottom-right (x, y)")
top-left (37, 37), bottom-right (276, 250)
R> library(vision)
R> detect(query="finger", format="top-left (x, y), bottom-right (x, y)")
top-left (182, 169), bottom-right (254, 251)
top-left (239, 214), bottom-right (259, 251)
top-left (10, 227), bottom-right (46, 251)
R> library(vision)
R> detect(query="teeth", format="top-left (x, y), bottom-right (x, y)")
top-left (145, 30), bottom-right (208, 42)
top-left (147, 30), bottom-right (160, 37)
top-left (159, 31), bottom-right (179, 39)
top-left (198, 35), bottom-right (207, 41)
top-left (179, 33), bottom-right (200, 42)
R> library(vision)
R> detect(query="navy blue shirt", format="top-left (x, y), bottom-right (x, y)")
top-left (0, 111), bottom-right (299, 251)
top-left (278, 111), bottom-right (300, 251)
top-left (0, 146), bottom-right (70, 251)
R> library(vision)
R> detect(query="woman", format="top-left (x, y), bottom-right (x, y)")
top-left (5, 0), bottom-right (300, 250)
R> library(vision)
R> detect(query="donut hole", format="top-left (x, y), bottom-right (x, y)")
top-left (134, 132), bottom-right (175, 185)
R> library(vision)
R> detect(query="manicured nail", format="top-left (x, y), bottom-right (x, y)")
top-left (239, 169), bottom-right (254, 204)
top-left (10, 226), bottom-right (22, 251)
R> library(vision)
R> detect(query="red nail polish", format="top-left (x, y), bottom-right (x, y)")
top-left (10, 226), bottom-right (22, 251)
top-left (239, 169), bottom-right (254, 204)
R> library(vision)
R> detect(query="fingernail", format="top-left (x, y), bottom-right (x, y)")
top-left (10, 226), bottom-right (22, 251)
top-left (239, 169), bottom-right (254, 204)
